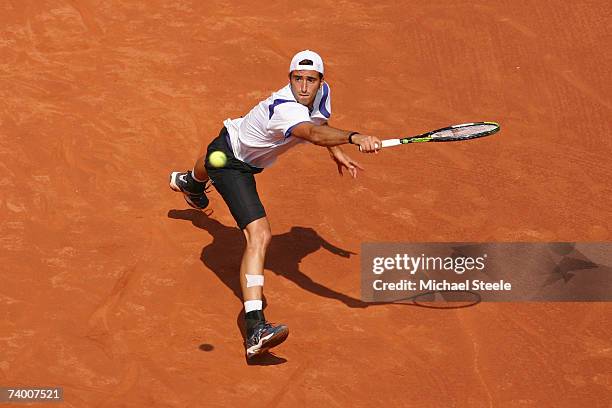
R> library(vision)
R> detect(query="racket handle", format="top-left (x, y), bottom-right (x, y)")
top-left (381, 139), bottom-right (401, 148)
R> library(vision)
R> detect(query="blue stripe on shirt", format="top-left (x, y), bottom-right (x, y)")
top-left (318, 83), bottom-right (331, 119)
top-left (268, 99), bottom-right (295, 119)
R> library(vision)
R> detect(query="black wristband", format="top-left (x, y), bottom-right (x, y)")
top-left (348, 131), bottom-right (359, 144)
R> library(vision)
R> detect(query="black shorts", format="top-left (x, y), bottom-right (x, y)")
top-left (205, 127), bottom-right (265, 230)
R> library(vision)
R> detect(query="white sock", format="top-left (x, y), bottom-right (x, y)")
top-left (244, 300), bottom-right (263, 313)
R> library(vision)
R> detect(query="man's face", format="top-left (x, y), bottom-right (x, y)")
top-left (289, 70), bottom-right (323, 108)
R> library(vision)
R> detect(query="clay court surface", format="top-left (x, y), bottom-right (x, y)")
top-left (1, 0), bottom-right (611, 406)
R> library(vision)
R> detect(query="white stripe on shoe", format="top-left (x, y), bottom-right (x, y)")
top-left (169, 172), bottom-right (182, 192)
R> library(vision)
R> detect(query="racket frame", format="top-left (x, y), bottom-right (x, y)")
top-left (380, 121), bottom-right (500, 148)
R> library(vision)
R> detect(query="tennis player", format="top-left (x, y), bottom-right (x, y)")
top-left (170, 50), bottom-right (381, 359)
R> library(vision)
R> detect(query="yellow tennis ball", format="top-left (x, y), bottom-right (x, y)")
top-left (209, 150), bottom-right (227, 168)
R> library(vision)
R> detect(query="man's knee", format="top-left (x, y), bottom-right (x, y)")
top-left (244, 218), bottom-right (271, 250)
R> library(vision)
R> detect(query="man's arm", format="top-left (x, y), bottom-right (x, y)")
top-left (290, 122), bottom-right (381, 153)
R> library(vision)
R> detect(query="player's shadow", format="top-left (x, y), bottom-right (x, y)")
top-left (168, 209), bottom-right (482, 363)
top-left (168, 209), bottom-right (367, 306)
top-left (167, 209), bottom-right (368, 365)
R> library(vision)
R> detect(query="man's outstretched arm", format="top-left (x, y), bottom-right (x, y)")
top-left (291, 122), bottom-right (381, 153)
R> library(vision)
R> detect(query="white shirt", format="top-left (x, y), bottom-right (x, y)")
top-left (223, 82), bottom-right (332, 168)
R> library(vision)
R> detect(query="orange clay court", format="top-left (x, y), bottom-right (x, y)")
top-left (1, 1), bottom-right (610, 407)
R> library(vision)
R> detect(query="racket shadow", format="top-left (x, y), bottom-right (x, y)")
top-left (167, 209), bottom-right (485, 313)
top-left (392, 290), bottom-right (482, 309)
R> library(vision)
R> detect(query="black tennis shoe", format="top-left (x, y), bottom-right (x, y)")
top-left (245, 321), bottom-right (289, 359)
top-left (169, 171), bottom-right (210, 209)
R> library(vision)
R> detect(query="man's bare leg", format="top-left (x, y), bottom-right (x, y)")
top-left (241, 217), bottom-right (289, 358)
top-left (241, 217), bottom-right (270, 307)
top-left (192, 155), bottom-right (209, 183)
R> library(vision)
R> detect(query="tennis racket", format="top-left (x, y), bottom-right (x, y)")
top-left (380, 121), bottom-right (500, 148)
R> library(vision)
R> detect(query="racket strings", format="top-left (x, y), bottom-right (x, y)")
top-left (431, 124), bottom-right (498, 140)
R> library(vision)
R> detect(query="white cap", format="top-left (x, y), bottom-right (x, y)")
top-left (289, 50), bottom-right (324, 75)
